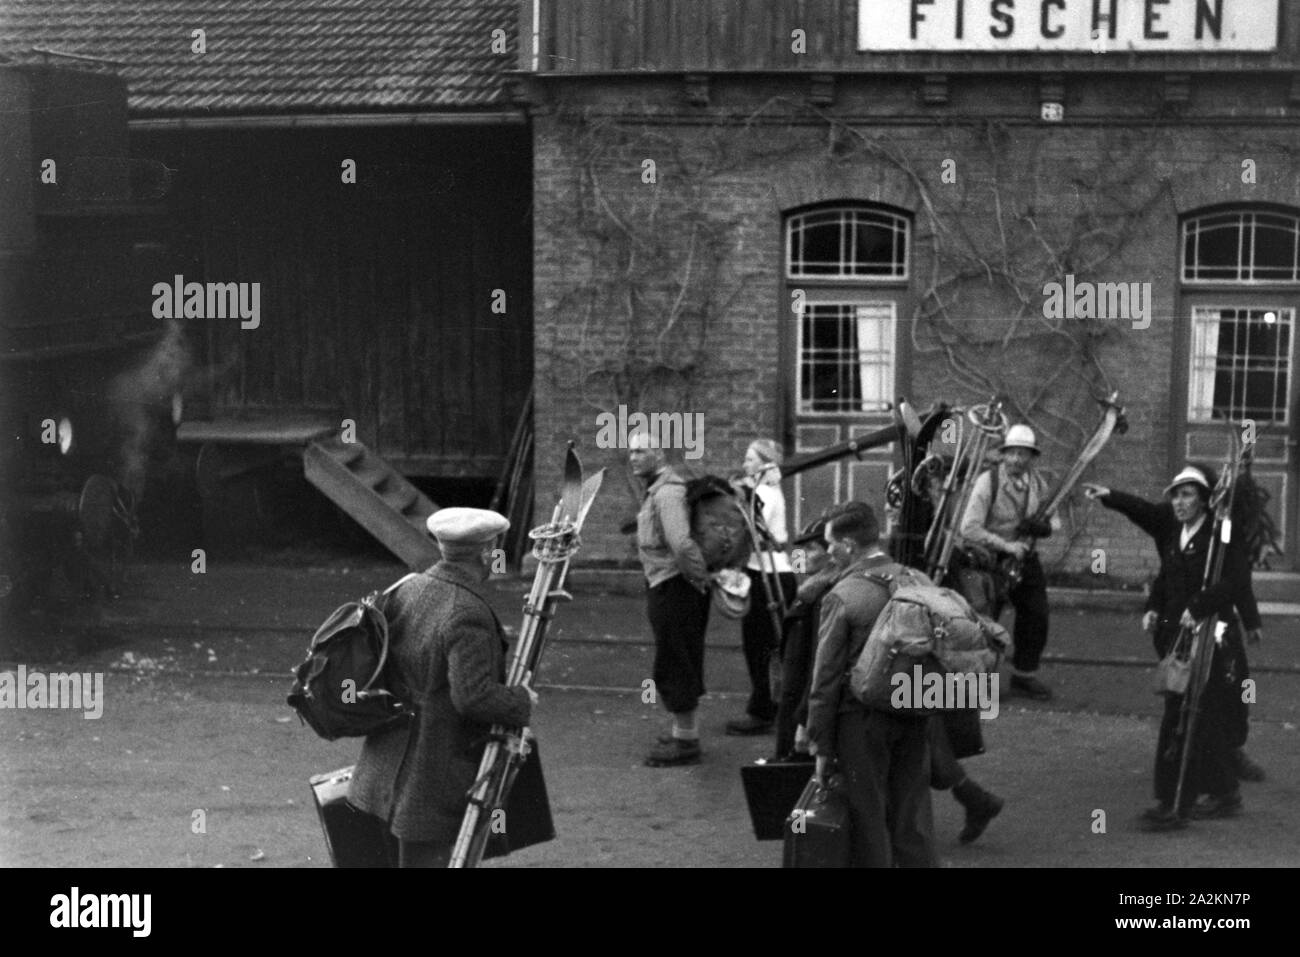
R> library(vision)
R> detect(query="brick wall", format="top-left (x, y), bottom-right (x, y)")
top-left (532, 73), bottom-right (1300, 584)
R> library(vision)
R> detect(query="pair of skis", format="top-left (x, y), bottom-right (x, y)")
top-left (922, 399), bottom-right (1009, 585)
top-left (448, 442), bottom-right (604, 868)
top-left (1000, 392), bottom-right (1128, 589)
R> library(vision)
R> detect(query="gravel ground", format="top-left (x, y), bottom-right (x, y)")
top-left (1, 559), bottom-right (1296, 868)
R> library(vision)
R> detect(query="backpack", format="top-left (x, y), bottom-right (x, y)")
top-left (685, 475), bottom-right (756, 571)
top-left (848, 565), bottom-right (1009, 714)
top-left (287, 573), bottom-right (419, 741)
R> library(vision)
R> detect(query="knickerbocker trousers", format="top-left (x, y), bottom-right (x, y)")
top-left (647, 575), bottom-right (711, 714)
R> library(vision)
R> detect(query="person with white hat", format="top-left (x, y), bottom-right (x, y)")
top-left (958, 423), bottom-right (1061, 700)
top-left (1084, 466), bottom-right (1263, 826)
top-left (349, 507), bottom-right (537, 866)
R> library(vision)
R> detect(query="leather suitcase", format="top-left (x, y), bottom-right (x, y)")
top-left (309, 743), bottom-right (556, 867)
top-left (483, 742), bottom-right (557, 858)
top-left (782, 776), bottom-right (851, 868)
top-left (941, 708), bottom-right (986, 760)
top-left (741, 757), bottom-right (814, 841)
top-left (309, 766), bottom-right (391, 867)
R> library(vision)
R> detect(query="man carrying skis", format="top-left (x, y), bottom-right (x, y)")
top-left (350, 508), bottom-right (535, 867)
top-left (958, 424), bottom-right (1060, 700)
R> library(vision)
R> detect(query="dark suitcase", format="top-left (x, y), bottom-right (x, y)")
top-left (782, 776), bottom-right (851, 868)
top-left (309, 743), bottom-right (557, 867)
top-left (309, 766), bottom-right (391, 867)
top-left (741, 757), bottom-right (814, 841)
top-left (483, 742), bottom-right (557, 858)
top-left (941, 708), bottom-right (986, 760)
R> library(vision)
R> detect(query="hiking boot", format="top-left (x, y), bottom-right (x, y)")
top-left (645, 738), bottom-right (701, 767)
top-left (1140, 803), bottom-right (1188, 831)
top-left (1009, 674), bottom-right (1052, 700)
top-left (657, 732), bottom-right (702, 745)
top-left (725, 715), bottom-right (774, 736)
top-left (773, 751), bottom-right (815, 764)
top-left (1233, 749), bottom-right (1265, 782)
top-left (1188, 792), bottom-right (1242, 820)
top-left (1141, 802), bottom-right (1174, 823)
top-left (952, 779), bottom-right (1004, 844)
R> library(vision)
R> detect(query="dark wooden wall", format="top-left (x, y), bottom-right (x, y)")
top-left (527, 0), bottom-right (1299, 73)
top-left (137, 125), bottom-right (532, 478)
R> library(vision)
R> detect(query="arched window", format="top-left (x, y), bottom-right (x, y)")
top-left (1178, 207), bottom-right (1300, 566)
top-left (1181, 208), bottom-right (1298, 424)
top-left (783, 203), bottom-right (912, 532)
top-left (786, 205), bottom-right (910, 415)
top-left (1183, 209), bottom-right (1300, 284)
top-left (787, 207), bottom-right (909, 280)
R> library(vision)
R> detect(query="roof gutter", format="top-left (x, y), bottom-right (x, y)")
top-left (129, 110), bottom-right (526, 131)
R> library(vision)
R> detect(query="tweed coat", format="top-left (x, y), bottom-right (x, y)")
top-left (349, 560), bottom-right (531, 843)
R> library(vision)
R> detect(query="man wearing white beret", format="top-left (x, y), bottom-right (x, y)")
top-left (350, 507), bottom-right (536, 866)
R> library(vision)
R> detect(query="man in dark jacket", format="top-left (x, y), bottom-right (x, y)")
top-left (773, 518), bottom-right (831, 760)
top-left (1084, 466), bottom-right (1257, 826)
top-left (897, 463), bottom-right (1005, 843)
top-left (350, 507), bottom-right (534, 867)
top-left (807, 506), bottom-right (935, 867)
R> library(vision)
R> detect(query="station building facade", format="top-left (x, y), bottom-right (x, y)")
top-left (522, 0), bottom-right (1300, 583)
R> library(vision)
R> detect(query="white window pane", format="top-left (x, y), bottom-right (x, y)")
top-left (856, 303), bottom-right (895, 410)
top-left (1189, 306), bottom-right (1293, 424)
top-left (1188, 308), bottom-right (1220, 420)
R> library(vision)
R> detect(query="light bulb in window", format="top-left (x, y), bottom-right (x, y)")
top-left (1262, 311), bottom-right (1277, 324)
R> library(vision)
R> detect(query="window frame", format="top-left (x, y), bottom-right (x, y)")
top-left (795, 300), bottom-right (899, 417)
top-left (1186, 304), bottom-right (1294, 426)
top-left (784, 202), bottom-right (912, 422)
top-left (786, 206), bottom-right (911, 283)
top-left (1182, 208), bottom-right (1300, 285)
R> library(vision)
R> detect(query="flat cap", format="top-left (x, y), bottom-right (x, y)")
top-left (792, 518), bottom-right (827, 547)
top-left (426, 507), bottom-right (510, 544)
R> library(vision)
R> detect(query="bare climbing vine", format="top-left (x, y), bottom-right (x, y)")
top-left (540, 98), bottom-right (1289, 569)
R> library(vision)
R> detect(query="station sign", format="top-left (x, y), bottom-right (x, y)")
top-left (859, 1), bottom-right (1279, 52)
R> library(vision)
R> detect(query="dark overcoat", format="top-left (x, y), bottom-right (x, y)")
top-left (1099, 489), bottom-right (1259, 801)
top-left (1099, 490), bottom-right (1260, 656)
top-left (349, 560), bottom-right (531, 843)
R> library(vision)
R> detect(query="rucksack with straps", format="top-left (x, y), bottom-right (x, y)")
top-left (849, 565), bottom-right (1009, 714)
top-left (287, 573), bottom-right (419, 741)
top-left (685, 475), bottom-right (764, 571)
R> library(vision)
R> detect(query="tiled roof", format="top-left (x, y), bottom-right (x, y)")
top-left (0, 0), bottom-right (519, 115)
